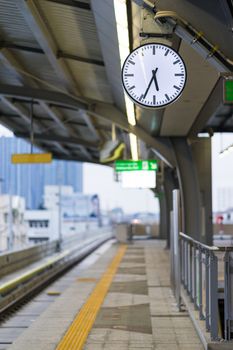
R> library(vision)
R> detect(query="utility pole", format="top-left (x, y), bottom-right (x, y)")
top-left (8, 175), bottom-right (13, 251)
top-left (58, 162), bottom-right (62, 250)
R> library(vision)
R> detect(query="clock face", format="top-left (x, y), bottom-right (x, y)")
top-left (121, 43), bottom-right (187, 108)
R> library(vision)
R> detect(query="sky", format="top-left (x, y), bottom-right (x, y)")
top-left (83, 163), bottom-right (159, 214)
top-left (1, 124), bottom-right (233, 214)
top-left (211, 133), bottom-right (233, 212)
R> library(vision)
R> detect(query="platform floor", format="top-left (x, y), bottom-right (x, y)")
top-left (7, 240), bottom-right (204, 350)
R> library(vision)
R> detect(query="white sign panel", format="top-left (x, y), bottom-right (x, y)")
top-left (121, 170), bottom-right (156, 189)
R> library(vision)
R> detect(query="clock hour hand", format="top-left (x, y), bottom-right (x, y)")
top-left (144, 69), bottom-right (158, 99)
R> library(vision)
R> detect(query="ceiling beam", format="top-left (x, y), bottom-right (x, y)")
top-left (0, 83), bottom-right (176, 167)
top-left (188, 77), bottom-right (224, 137)
top-left (77, 145), bottom-right (93, 160)
top-left (0, 47), bottom-right (94, 158)
top-left (14, 132), bottom-right (99, 148)
top-left (57, 52), bottom-right (105, 67)
top-left (0, 42), bottom-right (104, 67)
top-left (0, 47), bottom-right (68, 131)
top-left (54, 142), bottom-right (70, 155)
top-left (0, 84), bottom-right (87, 109)
top-left (39, 102), bottom-right (68, 132)
top-left (1, 97), bottom-right (40, 130)
top-left (44, 0), bottom-right (91, 10)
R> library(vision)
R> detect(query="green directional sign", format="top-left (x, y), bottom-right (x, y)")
top-left (115, 160), bottom-right (158, 172)
top-left (224, 79), bottom-right (233, 103)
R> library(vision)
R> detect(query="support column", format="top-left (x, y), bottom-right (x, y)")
top-left (172, 138), bottom-right (202, 241)
top-left (191, 138), bottom-right (213, 245)
top-left (164, 167), bottom-right (178, 248)
top-left (158, 184), bottom-right (167, 240)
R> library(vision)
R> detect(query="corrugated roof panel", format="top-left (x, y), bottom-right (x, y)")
top-left (10, 50), bottom-right (66, 91)
top-left (74, 124), bottom-right (96, 141)
top-left (57, 108), bottom-right (88, 125)
top-left (0, 101), bottom-right (19, 115)
top-left (0, 61), bottom-right (21, 85)
top-left (67, 59), bottom-right (113, 102)
top-left (0, 0), bottom-right (38, 45)
top-left (38, 1), bottom-right (103, 60)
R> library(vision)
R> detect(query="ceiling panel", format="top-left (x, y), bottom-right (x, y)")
top-left (39, 1), bottom-right (103, 60)
top-left (160, 40), bottom-right (218, 136)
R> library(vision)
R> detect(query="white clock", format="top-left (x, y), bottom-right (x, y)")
top-left (122, 43), bottom-right (187, 108)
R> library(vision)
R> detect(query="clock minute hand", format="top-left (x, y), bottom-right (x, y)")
top-left (143, 73), bottom-right (155, 99)
top-left (152, 69), bottom-right (159, 91)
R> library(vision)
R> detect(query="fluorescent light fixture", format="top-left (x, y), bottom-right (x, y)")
top-left (125, 99), bottom-right (136, 126)
top-left (113, 0), bottom-right (138, 157)
top-left (121, 170), bottom-right (156, 189)
top-left (129, 133), bottom-right (138, 160)
top-left (197, 132), bottom-right (209, 138)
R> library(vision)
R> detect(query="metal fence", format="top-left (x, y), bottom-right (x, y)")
top-left (178, 232), bottom-right (233, 341)
top-left (170, 190), bottom-right (233, 341)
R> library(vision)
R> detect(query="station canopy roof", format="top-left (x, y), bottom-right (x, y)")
top-left (0, 0), bottom-right (232, 165)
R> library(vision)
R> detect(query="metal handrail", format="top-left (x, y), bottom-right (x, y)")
top-left (180, 232), bottom-right (233, 252)
top-left (179, 232), bottom-right (219, 251)
top-left (178, 232), bottom-right (233, 341)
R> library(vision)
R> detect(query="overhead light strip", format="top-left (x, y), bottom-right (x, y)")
top-left (113, 0), bottom-right (138, 160)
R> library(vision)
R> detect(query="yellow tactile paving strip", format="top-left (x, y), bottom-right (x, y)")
top-left (56, 244), bottom-right (127, 350)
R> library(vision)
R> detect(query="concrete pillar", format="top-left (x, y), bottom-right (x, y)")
top-left (158, 184), bottom-right (167, 240)
top-left (172, 138), bottom-right (202, 241)
top-left (191, 138), bottom-right (213, 245)
top-left (164, 167), bottom-right (178, 248)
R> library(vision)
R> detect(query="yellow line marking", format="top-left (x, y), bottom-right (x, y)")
top-left (56, 245), bottom-right (127, 350)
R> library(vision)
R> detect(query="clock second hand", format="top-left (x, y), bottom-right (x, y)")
top-left (143, 68), bottom-right (158, 99)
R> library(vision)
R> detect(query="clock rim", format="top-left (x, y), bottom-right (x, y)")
top-left (121, 42), bottom-right (187, 109)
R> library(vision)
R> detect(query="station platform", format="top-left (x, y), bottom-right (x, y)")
top-left (7, 240), bottom-right (204, 350)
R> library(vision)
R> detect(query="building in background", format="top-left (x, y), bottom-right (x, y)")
top-left (0, 195), bottom-right (26, 251)
top-left (25, 185), bottom-right (102, 242)
top-left (216, 187), bottom-right (233, 211)
top-left (0, 137), bottom-right (83, 209)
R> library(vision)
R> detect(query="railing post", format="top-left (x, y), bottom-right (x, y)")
top-left (198, 246), bottom-right (204, 319)
top-left (210, 252), bottom-right (218, 340)
top-left (224, 251), bottom-right (231, 340)
top-left (172, 189), bottom-right (181, 310)
top-left (185, 240), bottom-right (188, 290)
top-left (205, 250), bottom-right (210, 331)
top-left (170, 210), bottom-right (174, 291)
top-left (193, 244), bottom-right (197, 306)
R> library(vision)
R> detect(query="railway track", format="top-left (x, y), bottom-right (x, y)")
top-left (0, 232), bottom-right (112, 320)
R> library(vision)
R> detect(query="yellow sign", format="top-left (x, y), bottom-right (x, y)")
top-left (12, 153), bottom-right (52, 164)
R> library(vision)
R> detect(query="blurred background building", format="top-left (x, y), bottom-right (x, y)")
top-left (0, 137), bottom-right (83, 209)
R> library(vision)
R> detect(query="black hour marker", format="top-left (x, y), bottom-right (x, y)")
top-left (173, 85), bottom-right (181, 90)
top-left (165, 94), bottom-right (170, 101)
top-left (165, 49), bottom-right (169, 56)
top-left (125, 74), bottom-right (134, 77)
top-left (153, 46), bottom-right (156, 55)
top-left (173, 59), bottom-right (180, 65)
top-left (129, 85), bottom-right (135, 91)
top-left (175, 73), bottom-right (184, 76)
top-left (139, 94), bottom-right (144, 101)
top-left (128, 60), bottom-right (135, 65)
top-left (153, 95), bottom-right (156, 105)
